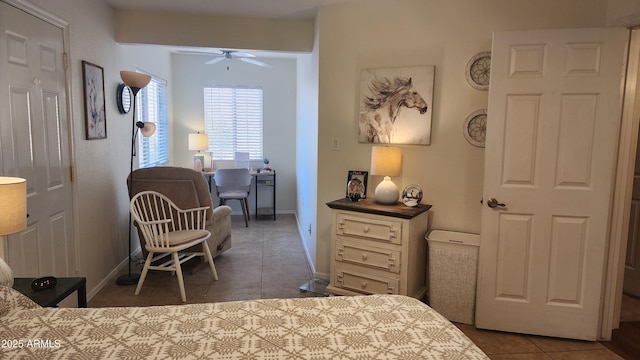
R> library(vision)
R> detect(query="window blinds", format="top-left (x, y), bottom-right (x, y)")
top-left (138, 75), bottom-right (168, 168)
top-left (204, 86), bottom-right (263, 161)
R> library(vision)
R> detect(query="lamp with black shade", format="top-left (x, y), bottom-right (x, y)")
top-left (116, 71), bottom-right (157, 286)
top-left (0, 177), bottom-right (27, 287)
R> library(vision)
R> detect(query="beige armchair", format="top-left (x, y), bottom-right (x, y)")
top-left (127, 166), bottom-right (232, 259)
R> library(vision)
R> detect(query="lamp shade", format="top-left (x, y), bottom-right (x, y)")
top-left (370, 146), bottom-right (402, 176)
top-left (140, 122), bottom-right (156, 137)
top-left (120, 71), bottom-right (151, 89)
top-left (0, 177), bottom-right (27, 235)
top-left (188, 133), bottom-right (209, 151)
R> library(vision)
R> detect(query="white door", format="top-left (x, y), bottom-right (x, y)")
top-left (0, 2), bottom-right (76, 277)
top-left (623, 129), bottom-right (640, 297)
top-left (476, 28), bottom-right (628, 341)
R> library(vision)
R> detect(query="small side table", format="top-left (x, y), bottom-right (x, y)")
top-left (12, 277), bottom-right (87, 308)
top-left (255, 171), bottom-right (276, 220)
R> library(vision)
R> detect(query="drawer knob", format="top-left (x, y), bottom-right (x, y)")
top-left (361, 281), bottom-right (367, 289)
top-left (362, 254), bottom-right (368, 261)
top-left (363, 226), bottom-right (370, 233)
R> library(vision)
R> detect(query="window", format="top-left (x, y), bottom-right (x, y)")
top-left (138, 74), bottom-right (168, 168)
top-left (204, 85), bottom-right (263, 161)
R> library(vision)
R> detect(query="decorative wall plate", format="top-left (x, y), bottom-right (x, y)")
top-left (463, 109), bottom-right (487, 148)
top-left (465, 51), bottom-right (491, 90)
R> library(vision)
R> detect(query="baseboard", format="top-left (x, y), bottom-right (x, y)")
top-left (86, 248), bottom-right (142, 302)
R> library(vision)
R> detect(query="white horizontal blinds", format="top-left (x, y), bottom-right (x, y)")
top-left (204, 85), bottom-right (263, 161)
top-left (138, 75), bottom-right (169, 168)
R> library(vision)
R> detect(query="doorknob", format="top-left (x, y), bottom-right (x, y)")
top-left (487, 198), bottom-right (506, 208)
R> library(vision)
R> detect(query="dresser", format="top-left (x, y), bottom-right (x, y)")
top-left (326, 198), bottom-right (431, 299)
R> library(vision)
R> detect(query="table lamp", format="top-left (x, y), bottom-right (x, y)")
top-left (189, 132), bottom-right (208, 171)
top-left (370, 146), bottom-right (402, 205)
top-left (0, 177), bottom-right (27, 287)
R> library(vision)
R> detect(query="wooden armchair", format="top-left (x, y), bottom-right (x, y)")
top-left (130, 191), bottom-right (218, 302)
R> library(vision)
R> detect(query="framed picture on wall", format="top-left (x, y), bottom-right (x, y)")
top-left (82, 61), bottom-right (107, 140)
top-left (346, 170), bottom-right (368, 201)
top-left (358, 65), bottom-right (434, 145)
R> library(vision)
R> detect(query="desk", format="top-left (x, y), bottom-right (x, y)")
top-left (204, 170), bottom-right (276, 221)
top-left (12, 277), bottom-right (87, 308)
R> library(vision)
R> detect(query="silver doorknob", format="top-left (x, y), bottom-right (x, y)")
top-left (487, 198), bottom-right (506, 208)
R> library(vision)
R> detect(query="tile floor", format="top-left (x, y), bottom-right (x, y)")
top-left (89, 214), bottom-right (315, 307)
top-left (89, 214), bottom-right (628, 359)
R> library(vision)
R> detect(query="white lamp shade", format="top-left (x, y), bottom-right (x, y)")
top-left (140, 122), bottom-right (156, 137)
top-left (189, 133), bottom-right (209, 151)
top-left (370, 146), bottom-right (401, 176)
top-left (0, 177), bottom-right (26, 235)
top-left (120, 71), bottom-right (151, 89)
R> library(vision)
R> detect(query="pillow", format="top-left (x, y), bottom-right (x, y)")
top-left (0, 285), bottom-right (41, 316)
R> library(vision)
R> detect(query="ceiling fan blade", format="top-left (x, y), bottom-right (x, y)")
top-left (231, 51), bottom-right (256, 58)
top-left (206, 57), bottom-right (226, 65)
top-left (177, 49), bottom-right (224, 56)
top-left (239, 57), bottom-right (271, 67)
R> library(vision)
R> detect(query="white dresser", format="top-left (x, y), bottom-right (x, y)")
top-left (326, 198), bottom-right (431, 299)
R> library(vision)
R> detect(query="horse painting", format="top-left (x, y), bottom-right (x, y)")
top-left (358, 68), bottom-right (433, 145)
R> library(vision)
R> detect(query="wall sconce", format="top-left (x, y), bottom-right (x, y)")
top-left (370, 146), bottom-right (402, 205)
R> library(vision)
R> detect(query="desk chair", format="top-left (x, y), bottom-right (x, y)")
top-left (214, 168), bottom-right (252, 227)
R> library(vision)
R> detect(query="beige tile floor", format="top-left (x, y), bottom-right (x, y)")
top-left (89, 214), bottom-right (315, 307)
top-left (89, 214), bottom-right (628, 359)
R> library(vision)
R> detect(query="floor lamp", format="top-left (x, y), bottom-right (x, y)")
top-left (0, 177), bottom-right (27, 287)
top-left (116, 71), bottom-right (156, 286)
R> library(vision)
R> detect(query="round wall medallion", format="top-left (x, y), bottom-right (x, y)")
top-left (465, 51), bottom-right (491, 90)
top-left (463, 109), bottom-right (487, 148)
top-left (116, 83), bottom-right (132, 114)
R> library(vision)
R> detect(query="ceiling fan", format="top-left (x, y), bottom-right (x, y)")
top-left (178, 49), bottom-right (272, 67)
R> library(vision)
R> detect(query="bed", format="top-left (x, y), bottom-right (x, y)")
top-left (0, 286), bottom-right (488, 359)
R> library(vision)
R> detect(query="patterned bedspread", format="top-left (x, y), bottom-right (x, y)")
top-left (0, 286), bottom-right (488, 359)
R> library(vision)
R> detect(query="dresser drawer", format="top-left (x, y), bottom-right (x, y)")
top-left (336, 213), bottom-right (402, 244)
top-left (334, 266), bottom-right (399, 295)
top-left (336, 239), bottom-right (400, 273)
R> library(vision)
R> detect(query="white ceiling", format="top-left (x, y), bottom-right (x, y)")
top-left (105, 0), bottom-right (358, 19)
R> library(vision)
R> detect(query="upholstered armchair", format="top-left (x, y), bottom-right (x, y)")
top-left (127, 166), bottom-right (232, 259)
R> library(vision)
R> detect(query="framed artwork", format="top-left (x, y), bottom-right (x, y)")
top-left (346, 170), bottom-right (368, 201)
top-left (358, 65), bottom-right (434, 145)
top-left (82, 61), bottom-right (107, 140)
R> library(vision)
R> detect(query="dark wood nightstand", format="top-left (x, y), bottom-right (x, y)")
top-left (12, 277), bottom-right (87, 308)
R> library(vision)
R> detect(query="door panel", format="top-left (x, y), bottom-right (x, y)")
top-left (477, 28), bottom-right (628, 340)
top-left (0, 2), bottom-right (75, 278)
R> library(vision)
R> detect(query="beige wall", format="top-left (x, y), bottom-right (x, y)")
top-left (113, 9), bottom-right (315, 52)
top-left (607, 0), bottom-right (640, 26)
top-left (313, 0), bottom-right (609, 277)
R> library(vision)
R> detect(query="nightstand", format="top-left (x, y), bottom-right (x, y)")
top-left (12, 277), bottom-right (87, 308)
top-left (326, 198), bottom-right (431, 299)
